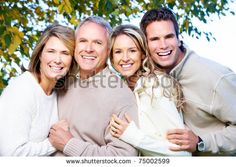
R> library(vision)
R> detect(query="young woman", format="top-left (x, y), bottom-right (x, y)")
top-left (109, 24), bottom-right (191, 156)
top-left (0, 24), bottom-right (75, 156)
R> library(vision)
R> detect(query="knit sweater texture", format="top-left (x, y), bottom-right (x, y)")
top-left (56, 67), bottom-right (139, 156)
top-left (0, 71), bottom-right (58, 156)
top-left (170, 46), bottom-right (236, 155)
top-left (120, 75), bottom-right (191, 156)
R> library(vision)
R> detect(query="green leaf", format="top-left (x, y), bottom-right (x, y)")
top-left (4, 34), bottom-right (11, 48)
top-left (105, 0), bottom-right (113, 13)
top-left (0, 26), bottom-right (5, 35)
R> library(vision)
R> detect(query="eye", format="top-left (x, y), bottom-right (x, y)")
top-left (95, 40), bottom-right (102, 45)
top-left (62, 51), bottom-right (70, 55)
top-left (165, 34), bottom-right (175, 39)
top-left (149, 37), bottom-right (159, 41)
top-left (79, 39), bottom-right (86, 43)
top-left (130, 49), bottom-right (137, 53)
top-left (114, 50), bottom-right (121, 54)
top-left (47, 49), bottom-right (55, 53)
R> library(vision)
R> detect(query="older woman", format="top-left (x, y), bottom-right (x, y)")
top-left (0, 24), bottom-right (75, 156)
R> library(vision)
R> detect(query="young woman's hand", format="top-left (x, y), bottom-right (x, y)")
top-left (110, 113), bottom-right (132, 138)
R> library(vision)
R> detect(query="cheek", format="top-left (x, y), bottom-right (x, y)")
top-left (147, 42), bottom-right (154, 51)
top-left (151, 54), bottom-right (159, 62)
top-left (112, 56), bottom-right (120, 66)
top-left (39, 55), bottom-right (50, 67)
top-left (133, 58), bottom-right (142, 71)
top-left (64, 56), bottom-right (73, 67)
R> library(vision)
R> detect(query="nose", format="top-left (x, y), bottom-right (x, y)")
top-left (121, 52), bottom-right (130, 62)
top-left (85, 43), bottom-right (93, 52)
top-left (55, 54), bottom-right (62, 63)
top-left (159, 39), bottom-right (168, 49)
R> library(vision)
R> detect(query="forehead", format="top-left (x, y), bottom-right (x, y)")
top-left (114, 34), bottom-right (139, 47)
top-left (146, 20), bottom-right (175, 37)
top-left (44, 36), bottom-right (64, 48)
top-left (76, 22), bottom-right (108, 41)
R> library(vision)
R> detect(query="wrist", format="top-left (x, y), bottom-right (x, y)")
top-left (196, 136), bottom-right (205, 152)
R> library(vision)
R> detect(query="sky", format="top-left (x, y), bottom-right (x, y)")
top-left (182, 2), bottom-right (236, 72)
top-left (127, 2), bottom-right (236, 72)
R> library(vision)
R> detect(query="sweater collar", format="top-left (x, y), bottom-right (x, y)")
top-left (169, 44), bottom-right (192, 79)
top-left (76, 67), bottom-right (110, 83)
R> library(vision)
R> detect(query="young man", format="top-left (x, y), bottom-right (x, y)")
top-left (49, 16), bottom-right (138, 156)
top-left (140, 7), bottom-right (236, 156)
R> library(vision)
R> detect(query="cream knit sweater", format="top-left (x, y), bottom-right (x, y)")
top-left (0, 71), bottom-right (58, 156)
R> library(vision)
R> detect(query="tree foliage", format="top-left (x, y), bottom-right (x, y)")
top-left (0, 0), bottom-right (235, 93)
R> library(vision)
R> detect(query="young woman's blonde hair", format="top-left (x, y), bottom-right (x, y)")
top-left (142, 48), bottom-right (184, 112)
top-left (110, 24), bottom-right (184, 111)
top-left (110, 24), bottom-right (151, 90)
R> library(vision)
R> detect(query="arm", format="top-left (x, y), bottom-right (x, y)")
top-left (50, 103), bottom-right (138, 156)
top-left (205, 74), bottom-right (236, 153)
top-left (0, 82), bottom-right (55, 156)
top-left (110, 114), bottom-right (190, 156)
top-left (167, 73), bottom-right (236, 154)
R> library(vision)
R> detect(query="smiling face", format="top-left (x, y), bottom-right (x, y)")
top-left (146, 20), bottom-right (184, 73)
top-left (40, 36), bottom-right (72, 84)
top-left (112, 34), bottom-right (143, 78)
top-left (75, 21), bottom-right (109, 79)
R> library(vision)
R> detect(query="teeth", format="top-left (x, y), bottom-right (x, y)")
top-left (50, 66), bottom-right (63, 72)
top-left (158, 51), bottom-right (171, 56)
top-left (82, 55), bottom-right (96, 60)
top-left (121, 64), bottom-right (132, 68)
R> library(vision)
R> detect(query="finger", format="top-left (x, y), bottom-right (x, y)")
top-left (110, 120), bottom-right (122, 129)
top-left (111, 130), bottom-right (120, 138)
top-left (110, 125), bottom-right (119, 133)
top-left (124, 113), bottom-right (132, 123)
top-left (168, 139), bottom-right (180, 145)
top-left (112, 115), bottom-right (124, 125)
top-left (169, 146), bottom-right (182, 151)
top-left (49, 128), bottom-right (56, 135)
top-left (167, 129), bottom-right (185, 135)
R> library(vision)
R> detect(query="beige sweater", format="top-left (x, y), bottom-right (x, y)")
top-left (170, 46), bottom-right (236, 155)
top-left (56, 67), bottom-right (138, 156)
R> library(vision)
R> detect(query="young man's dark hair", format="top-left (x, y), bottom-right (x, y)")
top-left (140, 7), bottom-right (185, 52)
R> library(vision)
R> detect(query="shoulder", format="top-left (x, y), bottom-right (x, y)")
top-left (1, 71), bottom-right (37, 99)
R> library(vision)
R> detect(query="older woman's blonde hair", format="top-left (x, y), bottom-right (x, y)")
top-left (110, 24), bottom-right (184, 112)
top-left (28, 23), bottom-right (75, 89)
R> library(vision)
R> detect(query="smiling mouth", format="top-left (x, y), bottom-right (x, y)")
top-left (121, 64), bottom-right (133, 68)
top-left (49, 65), bottom-right (64, 73)
top-left (82, 55), bottom-right (96, 60)
top-left (158, 50), bottom-right (172, 56)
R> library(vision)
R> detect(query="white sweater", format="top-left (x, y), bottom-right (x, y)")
top-left (120, 75), bottom-right (191, 156)
top-left (0, 71), bottom-right (58, 156)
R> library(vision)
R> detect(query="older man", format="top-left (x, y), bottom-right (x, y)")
top-left (49, 16), bottom-right (138, 156)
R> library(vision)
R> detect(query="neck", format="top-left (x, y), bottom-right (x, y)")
top-left (80, 70), bottom-right (96, 80)
top-left (40, 82), bottom-right (55, 95)
top-left (126, 73), bottom-right (139, 91)
top-left (80, 66), bottom-right (106, 80)
top-left (34, 73), bottom-right (56, 96)
top-left (165, 50), bottom-right (185, 74)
